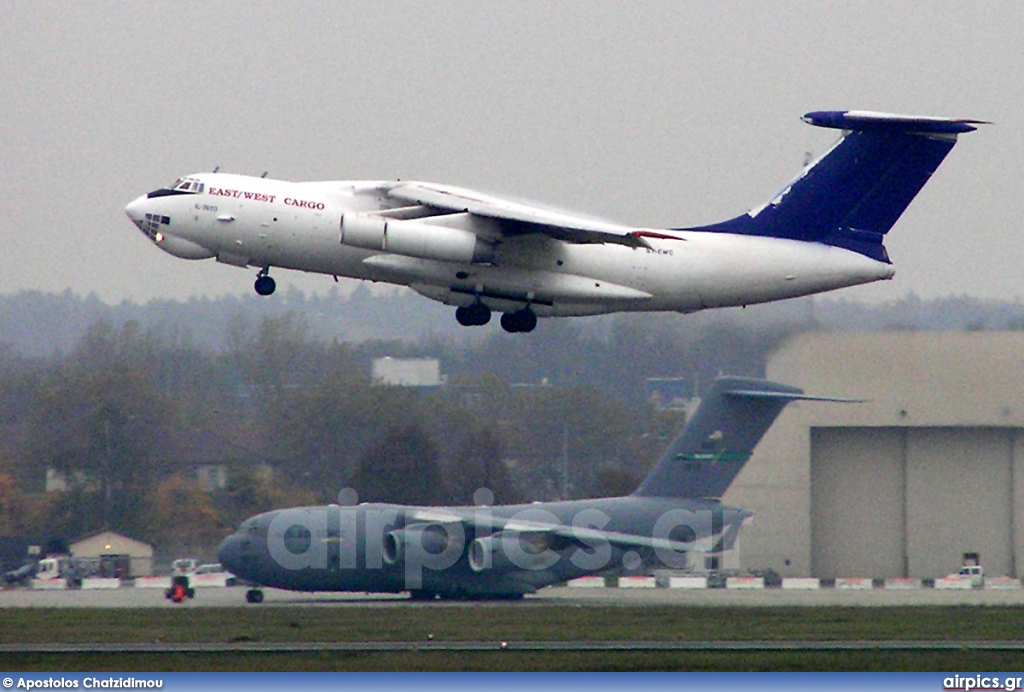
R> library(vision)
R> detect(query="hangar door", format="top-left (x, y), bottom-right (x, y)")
top-left (810, 427), bottom-right (1016, 579)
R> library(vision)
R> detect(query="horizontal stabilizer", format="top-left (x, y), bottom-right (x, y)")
top-left (802, 110), bottom-right (989, 135)
top-left (725, 389), bottom-right (864, 403)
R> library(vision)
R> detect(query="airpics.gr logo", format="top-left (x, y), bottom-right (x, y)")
top-left (255, 488), bottom-right (749, 589)
top-left (943, 674), bottom-right (1024, 691)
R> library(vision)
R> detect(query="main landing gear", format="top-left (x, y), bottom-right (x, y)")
top-left (455, 302), bottom-right (491, 327)
top-left (254, 268), bottom-right (276, 296)
top-left (455, 303), bottom-right (537, 333)
top-left (499, 309), bottom-right (537, 334)
top-left (245, 588), bottom-right (264, 603)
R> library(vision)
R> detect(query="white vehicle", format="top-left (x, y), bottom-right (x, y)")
top-left (171, 558), bottom-right (198, 575)
top-left (193, 563), bottom-right (240, 587)
top-left (31, 556), bottom-right (83, 588)
top-left (955, 564), bottom-right (985, 587)
top-left (947, 552), bottom-right (984, 587)
top-left (194, 563), bottom-right (224, 575)
top-left (125, 111), bottom-right (981, 333)
top-left (33, 556), bottom-right (67, 581)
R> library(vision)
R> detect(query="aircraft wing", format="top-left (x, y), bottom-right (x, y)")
top-left (407, 508), bottom-right (750, 555)
top-left (386, 181), bottom-right (654, 249)
top-left (516, 521), bottom-right (721, 555)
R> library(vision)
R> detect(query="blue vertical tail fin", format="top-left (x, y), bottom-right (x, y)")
top-left (682, 111), bottom-right (985, 262)
top-left (633, 376), bottom-right (847, 499)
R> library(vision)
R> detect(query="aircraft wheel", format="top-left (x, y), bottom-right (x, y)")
top-left (500, 309), bottom-right (537, 333)
top-left (468, 302), bottom-right (491, 325)
top-left (408, 590), bottom-right (436, 601)
top-left (245, 588), bottom-right (264, 603)
top-left (516, 310), bottom-right (537, 332)
top-left (254, 275), bottom-right (276, 296)
top-left (456, 303), bottom-right (491, 327)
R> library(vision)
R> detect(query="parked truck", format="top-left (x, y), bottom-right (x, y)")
top-left (31, 555), bottom-right (85, 588)
top-left (946, 552), bottom-right (984, 588)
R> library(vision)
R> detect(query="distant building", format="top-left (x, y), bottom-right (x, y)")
top-left (195, 464), bottom-right (227, 492)
top-left (178, 424), bottom-right (269, 491)
top-left (644, 377), bottom-right (691, 410)
top-left (371, 357), bottom-right (442, 387)
top-left (45, 468), bottom-right (93, 493)
top-left (70, 530), bottom-right (153, 578)
top-left (728, 332), bottom-right (1024, 580)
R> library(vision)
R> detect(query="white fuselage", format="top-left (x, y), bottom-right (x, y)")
top-left (125, 173), bottom-right (894, 317)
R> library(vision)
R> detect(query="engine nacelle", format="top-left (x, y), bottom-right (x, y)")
top-left (382, 523), bottom-right (456, 567)
top-left (341, 214), bottom-right (494, 264)
top-left (468, 531), bottom-right (558, 573)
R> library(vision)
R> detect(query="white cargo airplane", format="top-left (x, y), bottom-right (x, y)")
top-left (125, 111), bottom-right (981, 333)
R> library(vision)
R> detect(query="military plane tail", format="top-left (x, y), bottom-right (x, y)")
top-left (633, 376), bottom-right (849, 499)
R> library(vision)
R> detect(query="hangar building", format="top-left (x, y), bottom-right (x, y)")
top-left (725, 331), bottom-right (1024, 580)
top-left (70, 530), bottom-right (154, 578)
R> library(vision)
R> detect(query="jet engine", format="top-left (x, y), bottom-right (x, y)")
top-left (341, 214), bottom-right (494, 264)
top-left (382, 523), bottom-right (456, 566)
top-left (468, 531), bottom-right (558, 573)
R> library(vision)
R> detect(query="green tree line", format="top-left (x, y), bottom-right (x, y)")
top-left (0, 309), bottom-right (804, 559)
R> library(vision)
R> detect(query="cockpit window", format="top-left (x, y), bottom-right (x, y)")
top-left (172, 178), bottom-right (205, 193)
top-left (148, 177), bottom-right (204, 199)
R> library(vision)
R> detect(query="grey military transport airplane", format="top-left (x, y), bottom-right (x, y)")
top-left (217, 377), bottom-right (846, 602)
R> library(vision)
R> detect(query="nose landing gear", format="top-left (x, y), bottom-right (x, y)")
top-left (254, 268), bottom-right (276, 296)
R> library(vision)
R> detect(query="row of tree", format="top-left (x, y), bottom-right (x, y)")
top-left (2, 313), bottom-right (729, 559)
top-left (5, 286), bottom-right (1024, 561)
top-left (6, 286), bottom-right (1024, 360)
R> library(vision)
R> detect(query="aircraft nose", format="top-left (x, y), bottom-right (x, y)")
top-left (217, 533), bottom-right (242, 572)
top-left (124, 195), bottom-right (148, 229)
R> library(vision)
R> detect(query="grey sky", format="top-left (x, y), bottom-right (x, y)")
top-left (1, 2), bottom-right (1019, 305)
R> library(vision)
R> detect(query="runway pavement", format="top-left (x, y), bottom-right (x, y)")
top-left (4, 639), bottom-right (1024, 653)
top-left (3, 584), bottom-right (1024, 608)
top-left (4, 585), bottom-right (1023, 657)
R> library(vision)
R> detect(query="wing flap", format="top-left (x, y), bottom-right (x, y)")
top-left (548, 524), bottom-right (720, 554)
top-left (404, 511), bottom-right (742, 556)
top-left (474, 517), bottom-right (712, 552)
top-left (387, 181), bottom-right (652, 248)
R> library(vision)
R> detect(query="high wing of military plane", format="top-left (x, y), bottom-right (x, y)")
top-left (216, 377), bottom-right (852, 601)
top-left (125, 110), bottom-right (983, 333)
